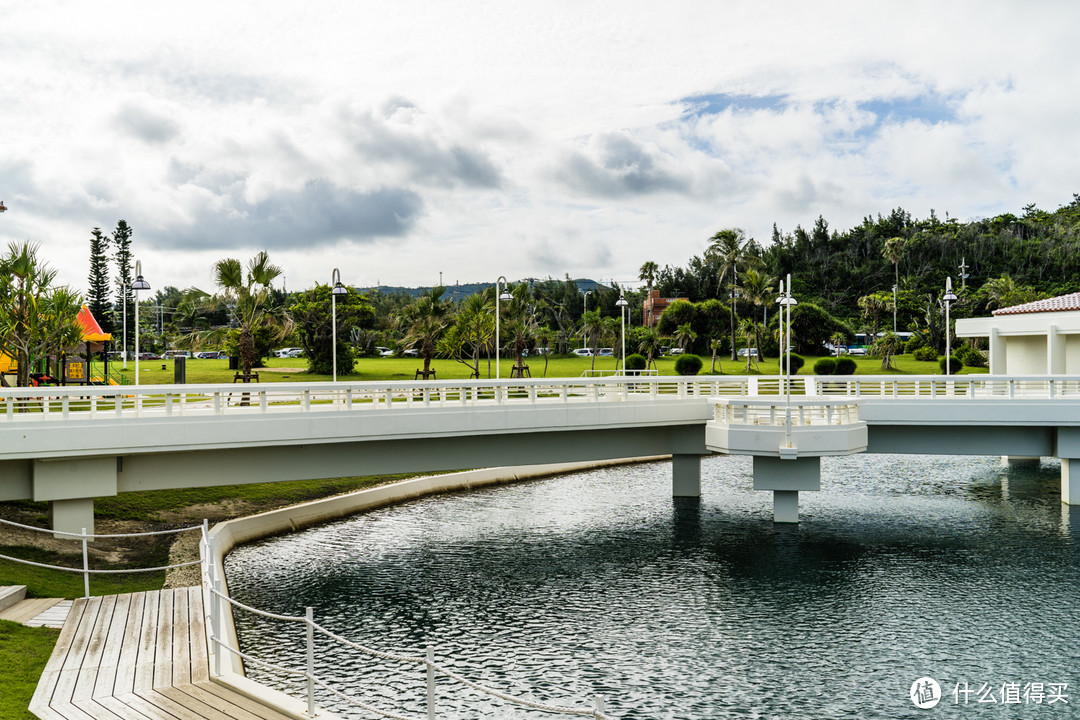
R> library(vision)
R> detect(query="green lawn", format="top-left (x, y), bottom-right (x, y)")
top-left (105, 352), bottom-right (987, 385)
top-left (0, 620), bottom-right (57, 720)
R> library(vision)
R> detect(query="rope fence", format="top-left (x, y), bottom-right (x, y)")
top-left (0, 517), bottom-right (206, 598)
top-left (202, 529), bottom-right (615, 719)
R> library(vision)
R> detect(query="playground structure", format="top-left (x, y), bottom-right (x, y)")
top-left (0, 305), bottom-right (129, 388)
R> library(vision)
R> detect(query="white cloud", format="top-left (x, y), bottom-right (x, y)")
top-left (3, 1), bottom-right (1080, 294)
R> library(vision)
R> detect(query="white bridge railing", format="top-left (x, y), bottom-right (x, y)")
top-left (2, 375), bottom-right (1080, 424)
top-left (713, 398), bottom-right (861, 426)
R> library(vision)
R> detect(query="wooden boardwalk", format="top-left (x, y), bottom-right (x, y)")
top-left (30, 588), bottom-right (297, 720)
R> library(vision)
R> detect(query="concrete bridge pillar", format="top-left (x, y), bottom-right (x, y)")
top-left (32, 456), bottom-right (117, 538)
top-left (1062, 459), bottom-right (1080, 505)
top-left (753, 455), bottom-right (820, 523)
top-left (1000, 456), bottom-right (1040, 467)
top-left (672, 454), bottom-right (701, 497)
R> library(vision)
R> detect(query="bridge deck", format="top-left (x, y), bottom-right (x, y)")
top-left (30, 588), bottom-right (294, 720)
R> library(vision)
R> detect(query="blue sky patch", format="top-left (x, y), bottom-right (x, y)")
top-left (681, 93), bottom-right (790, 117)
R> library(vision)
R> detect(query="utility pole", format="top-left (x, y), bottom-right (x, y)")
top-left (958, 257), bottom-right (970, 290)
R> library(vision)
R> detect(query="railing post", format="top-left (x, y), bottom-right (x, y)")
top-left (594, 695), bottom-right (607, 718)
top-left (426, 646), bottom-right (436, 720)
top-left (210, 561), bottom-right (222, 678)
top-left (81, 528), bottom-right (90, 599)
top-left (306, 606), bottom-right (316, 717)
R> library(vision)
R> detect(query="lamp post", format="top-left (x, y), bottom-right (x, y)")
top-left (943, 276), bottom-right (958, 376)
top-left (495, 277), bottom-right (512, 379)
top-left (331, 269), bottom-right (347, 382)
top-left (615, 293), bottom-right (629, 373)
top-left (581, 289), bottom-right (592, 314)
top-left (777, 274), bottom-right (797, 447)
top-left (131, 262), bottom-right (151, 385)
top-left (893, 283), bottom-right (898, 334)
top-left (121, 282), bottom-right (128, 370)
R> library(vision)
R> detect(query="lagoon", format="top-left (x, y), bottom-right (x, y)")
top-left (225, 455), bottom-right (1079, 719)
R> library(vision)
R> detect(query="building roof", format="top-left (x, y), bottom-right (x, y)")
top-left (77, 306), bottom-right (112, 342)
top-left (992, 292), bottom-right (1080, 316)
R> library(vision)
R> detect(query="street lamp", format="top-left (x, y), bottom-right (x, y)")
top-left (581, 289), bottom-right (592, 314)
top-left (495, 276), bottom-right (512, 379)
top-left (131, 261), bottom-right (151, 385)
top-left (120, 282), bottom-right (129, 370)
top-left (893, 284), bottom-right (898, 334)
top-left (331, 269), bottom-right (348, 382)
top-left (777, 274), bottom-right (798, 448)
top-left (615, 293), bottom-right (629, 373)
top-left (943, 276), bottom-right (958, 376)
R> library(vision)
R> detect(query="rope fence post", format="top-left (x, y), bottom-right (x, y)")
top-left (594, 695), bottom-right (606, 718)
top-left (212, 563), bottom-right (222, 678)
top-left (81, 528), bottom-right (90, 599)
top-left (426, 646), bottom-right (436, 720)
top-left (306, 606), bottom-right (316, 718)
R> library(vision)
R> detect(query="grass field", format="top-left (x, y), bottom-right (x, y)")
top-left (0, 620), bottom-right (57, 720)
top-left (104, 351), bottom-right (987, 385)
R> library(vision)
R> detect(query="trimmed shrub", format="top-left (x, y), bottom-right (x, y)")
top-left (674, 353), bottom-right (703, 376)
top-left (939, 355), bottom-right (963, 374)
top-left (955, 344), bottom-right (986, 368)
top-left (904, 333), bottom-right (927, 354)
top-left (787, 353), bottom-right (805, 374)
top-left (813, 358), bottom-right (837, 375)
top-left (835, 357), bottom-right (857, 375)
top-left (625, 353), bottom-right (647, 371)
top-left (913, 346), bottom-right (938, 362)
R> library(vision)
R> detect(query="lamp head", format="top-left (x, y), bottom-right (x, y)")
top-left (331, 282), bottom-right (348, 296)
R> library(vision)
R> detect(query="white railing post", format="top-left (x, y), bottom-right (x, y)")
top-left (594, 695), bottom-right (607, 718)
top-left (426, 646), bottom-right (436, 720)
top-left (81, 528), bottom-right (90, 599)
top-left (306, 606), bottom-right (316, 717)
top-left (210, 561), bottom-right (222, 678)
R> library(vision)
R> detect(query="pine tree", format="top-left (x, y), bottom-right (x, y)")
top-left (87, 227), bottom-right (112, 333)
top-left (112, 220), bottom-right (134, 355)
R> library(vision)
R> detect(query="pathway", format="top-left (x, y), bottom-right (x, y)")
top-left (30, 587), bottom-right (297, 720)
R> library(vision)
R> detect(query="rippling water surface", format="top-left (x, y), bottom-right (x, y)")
top-left (225, 456), bottom-right (1080, 719)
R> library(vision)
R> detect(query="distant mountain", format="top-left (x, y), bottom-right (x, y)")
top-left (359, 278), bottom-right (612, 301)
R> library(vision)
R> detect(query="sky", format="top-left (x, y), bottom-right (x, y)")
top-left (4, 1), bottom-right (1080, 297)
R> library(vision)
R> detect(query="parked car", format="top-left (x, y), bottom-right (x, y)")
top-left (668, 348), bottom-right (685, 355)
top-left (572, 348), bottom-right (593, 357)
top-left (274, 347), bottom-right (302, 358)
top-left (375, 346), bottom-right (394, 357)
top-left (285, 348), bottom-right (304, 358)
top-left (598, 348), bottom-right (614, 357)
top-left (164, 351), bottom-right (191, 359)
top-left (403, 349), bottom-right (419, 357)
top-left (847, 347), bottom-right (867, 356)
top-left (737, 348), bottom-right (759, 358)
top-left (193, 351), bottom-right (220, 359)
top-left (138, 352), bottom-right (161, 360)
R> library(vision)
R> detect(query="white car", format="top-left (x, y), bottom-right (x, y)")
top-left (737, 348), bottom-right (759, 357)
top-left (375, 346), bottom-right (394, 357)
top-left (572, 348), bottom-right (593, 357)
top-left (847, 347), bottom-right (867, 356)
top-left (275, 347), bottom-right (301, 358)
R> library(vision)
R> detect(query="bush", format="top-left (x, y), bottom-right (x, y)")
top-left (904, 333), bottom-right (927, 354)
top-left (955, 344), bottom-right (986, 368)
top-left (787, 353), bottom-right (805, 374)
top-left (835, 357), bottom-right (857, 375)
top-left (813, 358), bottom-right (837, 375)
top-left (939, 355), bottom-right (963, 374)
top-left (625, 353), bottom-right (647, 371)
top-left (674, 353), bottom-right (703, 376)
top-left (913, 346), bottom-right (938, 362)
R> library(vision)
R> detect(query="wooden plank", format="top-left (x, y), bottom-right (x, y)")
top-left (51, 597), bottom-right (104, 707)
top-left (94, 593), bottom-right (133, 699)
top-left (171, 589), bottom-right (191, 687)
top-left (28, 598), bottom-right (90, 719)
top-left (126, 686), bottom-right (230, 720)
top-left (41, 699), bottom-right (112, 720)
top-left (132, 591), bottom-right (160, 695)
top-left (111, 592), bottom-right (146, 697)
top-left (152, 590), bottom-right (174, 690)
top-left (0, 597), bottom-right (64, 623)
top-left (180, 682), bottom-right (295, 720)
top-left (72, 595), bottom-right (118, 703)
top-left (153, 685), bottom-right (253, 720)
top-left (28, 600), bottom-right (75, 629)
top-left (187, 588), bottom-right (210, 684)
top-left (84, 695), bottom-right (160, 720)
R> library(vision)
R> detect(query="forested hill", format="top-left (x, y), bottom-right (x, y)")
top-left (653, 194), bottom-right (1080, 327)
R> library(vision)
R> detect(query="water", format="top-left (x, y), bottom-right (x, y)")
top-left (225, 456), bottom-right (1080, 718)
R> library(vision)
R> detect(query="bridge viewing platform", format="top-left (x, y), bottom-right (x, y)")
top-left (2, 374), bottom-right (1080, 530)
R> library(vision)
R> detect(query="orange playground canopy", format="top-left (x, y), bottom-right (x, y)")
top-left (77, 306), bottom-right (112, 343)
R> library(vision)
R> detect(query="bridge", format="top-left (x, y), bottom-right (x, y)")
top-left (2, 374), bottom-right (1079, 532)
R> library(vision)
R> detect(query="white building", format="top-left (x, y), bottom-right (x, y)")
top-left (955, 292), bottom-right (1080, 374)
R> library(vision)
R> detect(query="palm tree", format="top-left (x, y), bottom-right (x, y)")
top-left (857, 292), bottom-right (894, 347)
top-left (710, 339), bottom-right (723, 373)
top-left (877, 332), bottom-right (904, 370)
top-left (502, 283), bottom-right (539, 377)
top-left (580, 310), bottom-right (606, 371)
top-left (212, 252), bottom-right (287, 378)
top-left (636, 326), bottom-right (663, 370)
top-left (738, 318), bottom-right (766, 371)
top-left (706, 228), bottom-right (749, 361)
top-left (882, 236), bottom-right (906, 292)
top-left (0, 241), bottom-right (84, 387)
top-left (397, 287), bottom-right (452, 378)
top-left (739, 267), bottom-right (776, 361)
top-left (441, 291), bottom-right (492, 378)
top-left (673, 322), bottom-right (697, 353)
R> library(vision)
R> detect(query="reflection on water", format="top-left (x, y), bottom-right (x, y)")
top-left (225, 455), bottom-right (1080, 719)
